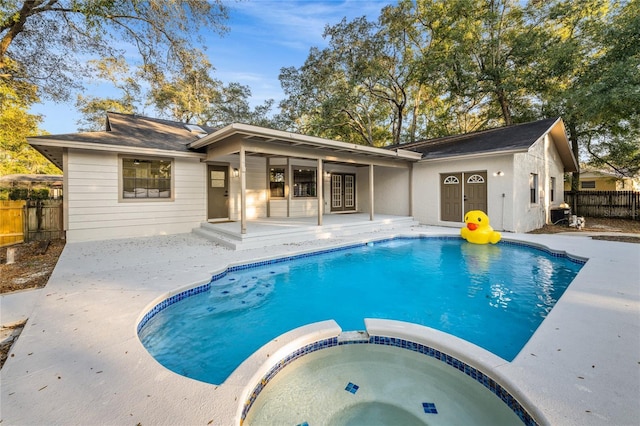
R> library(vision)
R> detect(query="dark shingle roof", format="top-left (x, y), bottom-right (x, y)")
top-left (398, 118), bottom-right (559, 159)
top-left (29, 112), bottom-right (216, 153)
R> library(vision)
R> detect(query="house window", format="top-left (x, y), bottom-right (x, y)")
top-left (581, 181), bottom-right (596, 189)
top-left (550, 177), bottom-right (556, 202)
top-left (122, 158), bottom-right (172, 199)
top-left (269, 168), bottom-right (286, 198)
top-left (293, 167), bottom-right (317, 197)
top-left (530, 173), bottom-right (538, 204)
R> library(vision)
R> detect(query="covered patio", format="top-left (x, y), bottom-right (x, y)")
top-left (188, 123), bottom-right (422, 237)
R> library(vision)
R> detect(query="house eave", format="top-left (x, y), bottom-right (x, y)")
top-left (190, 123), bottom-right (422, 162)
top-left (548, 118), bottom-right (579, 173)
top-left (28, 138), bottom-right (206, 171)
top-left (418, 148), bottom-right (527, 163)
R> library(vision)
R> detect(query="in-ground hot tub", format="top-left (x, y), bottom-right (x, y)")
top-left (244, 343), bottom-right (522, 425)
top-left (238, 320), bottom-right (542, 426)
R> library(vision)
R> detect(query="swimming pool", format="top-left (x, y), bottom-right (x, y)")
top-left (138, 237), bottom-right (584, 386)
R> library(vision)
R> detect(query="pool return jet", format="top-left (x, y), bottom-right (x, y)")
top-left (460, 210), bottom-right (502, 244)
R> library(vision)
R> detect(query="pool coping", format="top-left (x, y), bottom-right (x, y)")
top-left (136, 235), bottom-right (581, 425)
top-left (1, 227), bottom-right (638, 425)
top-left (236, 319), bottom-right (544, 426)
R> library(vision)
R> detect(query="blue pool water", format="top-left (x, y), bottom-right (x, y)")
top-left (139, 238), bottom-right (583, 385)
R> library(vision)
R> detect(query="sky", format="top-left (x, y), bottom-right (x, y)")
top-left (30, 0), bottom-right (394, 135)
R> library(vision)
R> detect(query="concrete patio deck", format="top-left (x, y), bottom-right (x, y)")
top-left (1, 225), bottom-right (638, 425)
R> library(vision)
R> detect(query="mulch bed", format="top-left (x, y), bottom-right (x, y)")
top-left (0, 239), bottom-right (66, 293)
top-left (527, 217), bottom-right (640, 243)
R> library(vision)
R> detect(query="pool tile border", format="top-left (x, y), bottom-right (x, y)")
top-left (137, 236), bottom-right (585, 333)
top-left (135, 236), bottom-right (577, 425)
top-left (240, 336), bottom-right (538, 426)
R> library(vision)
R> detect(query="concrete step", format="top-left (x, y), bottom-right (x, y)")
top-left (193, 216), bottom-right (419, 250)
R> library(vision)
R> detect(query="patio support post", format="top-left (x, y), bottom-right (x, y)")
top-left (409, 162), bottom-right (414, 217)
top-left (240, 146), bottom-right (247, 234)
top-left (317, 159), bottom-right (323, 226)
top-left (286, 158), bottom-right (291, 217)
top-left (369, 164), bottom-right (374, 221)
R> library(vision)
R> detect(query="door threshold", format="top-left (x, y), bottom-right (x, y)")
top-left (208, 218), bottom-right (232, 223)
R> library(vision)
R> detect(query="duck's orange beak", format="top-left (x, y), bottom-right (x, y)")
top-left (467, 223), bottom-right (478, 231)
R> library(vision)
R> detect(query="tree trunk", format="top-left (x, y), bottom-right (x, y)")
top-left (496, 87), bottom-right (512, 126)
top-left (566, 120), bottom-right (581, 195)
top-left (0, 0), bottom-right (37, 64)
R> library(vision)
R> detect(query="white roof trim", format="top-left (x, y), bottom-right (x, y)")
top-left (189, 123), bottom-right (422, 161)
top-left (28, 138), bottom-right (206, 159)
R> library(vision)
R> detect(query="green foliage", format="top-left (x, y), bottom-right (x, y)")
top-left (279, 0), bottom-right (546, 145)
top-left (0, 81), bottom-right (60, 174)
top-left (29, 188), bottom-right (49, 200)
top-left (1, 0), bottom-right (229, 102)
top-left (144, 52), bottom-right (276, 128)
top-left (8, 188), bottom-right (27, 200)
top-left (7, 187), bottom-right (49, 200)
top-left (278, 0), bottom-right (637, 176)
top-left (75, 57), bottom-right (140, 131)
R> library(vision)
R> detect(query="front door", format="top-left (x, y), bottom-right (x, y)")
top-left (207, 165), bottom-right (229, 220)
top-left (440, 171), bottom-right (487, 222)
top-left (331, 173), bottom-right (356, 212)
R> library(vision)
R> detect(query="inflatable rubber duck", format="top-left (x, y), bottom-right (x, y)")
top-left (460, 210), bottom-right (501, 244)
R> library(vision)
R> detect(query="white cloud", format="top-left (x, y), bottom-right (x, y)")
top-left (229, 0), bottom-right (391, 49)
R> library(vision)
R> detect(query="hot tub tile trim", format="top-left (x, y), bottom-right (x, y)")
top-left (240, 335), bottom-right (538, 426)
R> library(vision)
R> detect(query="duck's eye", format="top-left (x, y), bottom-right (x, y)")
top-left (478, 217), bottom-right (482, 222)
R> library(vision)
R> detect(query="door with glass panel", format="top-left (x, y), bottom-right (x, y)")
top-left (463, 171), bottom-right (487, 214)
top-left (440, 171), bottom-right (487, 222)
top-left (331, 173), bottom-right (356, 212)
top-left (207, 165), bottom-right (229, 220)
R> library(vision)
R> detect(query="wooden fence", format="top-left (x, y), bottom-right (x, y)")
top-left (564, 190), bottom-right (640, 220)
top-left (0, 200), bottom-right (25, 246)
top-left (0, 200), bottom-right (64, 247)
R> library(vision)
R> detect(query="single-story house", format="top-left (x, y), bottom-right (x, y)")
top-left (0, 174), bottom-right (64, 199)
top-left (564, 168), bottom-right (640, 191)
top-left (28, 113), bottom-right (578, 243)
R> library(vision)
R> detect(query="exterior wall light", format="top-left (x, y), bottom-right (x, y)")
top-left (233, 168), bottom-right (239, 177)
top-left (493, 171), bottom-right (504, 177)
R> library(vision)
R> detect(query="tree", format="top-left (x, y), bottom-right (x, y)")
top-left (145, 52), bottom-right (276, 128)
top-left (278, 0), bottom-right (543, 146)
top-left (279, 21), bottom-right (395, 146)
top-left (0, 84), bottom-right (58, 174)
top-left (1, 0), bottom-right (228, 102)
top-left (75, 57), bottom-right (141, 131)
top-left (1, 0), bottom-right (228, 173)
top-left (577, 0), bottom-right (640, 177)
top-left (279, 16), bottom-right (424, 146)
top-left (525, 0), bottom-right (639, 188)
top-left (202, 82), bottom-right (276, 128)
top-left (145, 53), bottom-right (221, 125)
